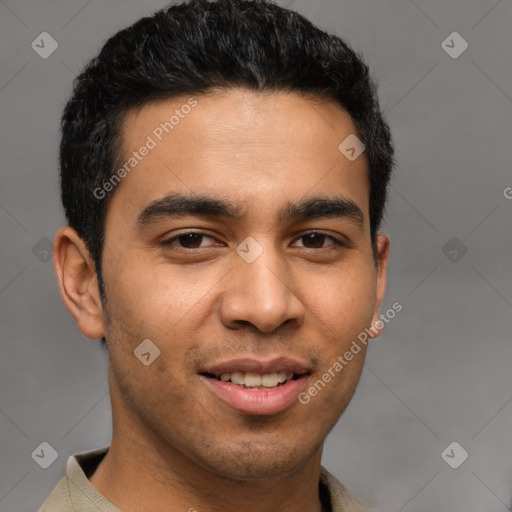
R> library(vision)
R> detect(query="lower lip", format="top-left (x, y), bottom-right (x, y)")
top-left (200, 375), bottom-right (309, 415)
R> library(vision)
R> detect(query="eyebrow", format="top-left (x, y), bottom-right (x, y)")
top-left (136, 192), bottom-right (365, 228)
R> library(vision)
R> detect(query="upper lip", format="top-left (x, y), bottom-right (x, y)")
top-left (200, 357), bottom-right (311, 376)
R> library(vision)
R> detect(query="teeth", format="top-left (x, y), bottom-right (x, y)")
top-left (244, 372), bottom-right (262, 387)
top-left (215, 370), bottom-right (297, 387)
top-left (230, 371), bottom-right (245, 385)
top-left (277, 371), bottom-right (287, 383)
top-left (261, 373), bottom-right (279, 387)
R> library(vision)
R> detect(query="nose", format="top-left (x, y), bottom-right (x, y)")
top-left (219, 244), bottom-right (305, 333)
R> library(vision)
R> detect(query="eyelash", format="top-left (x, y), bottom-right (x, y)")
top-left (159, 231), bottom-right (345, 253)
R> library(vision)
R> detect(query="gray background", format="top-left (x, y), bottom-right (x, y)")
top-left (1, 0), bottom-right (511, 510)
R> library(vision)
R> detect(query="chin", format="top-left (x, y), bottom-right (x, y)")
top-left (193, 439), bottom-right (319, 481)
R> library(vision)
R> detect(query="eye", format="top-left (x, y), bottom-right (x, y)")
top-left (292, 232), bottom-right (344, 249)
top-left (160, 232), bottom-right (220, 250)
top-left (159, 230), bottom-right (345, 253)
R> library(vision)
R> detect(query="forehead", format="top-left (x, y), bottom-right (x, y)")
top-left (110, 88), bottom-right (370, 226)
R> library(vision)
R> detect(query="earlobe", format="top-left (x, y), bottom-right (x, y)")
top-left (53, 227), bottom-right (105, 339)
top-left (369, 233), bottom-right (390, 339)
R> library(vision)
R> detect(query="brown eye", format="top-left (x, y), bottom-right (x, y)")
top-left (292, 232), bottom-right (342, 249)
top-left (161, 232), bottom-right (218, 250)
top-left (301, 233), bottom-right (328, 248)
top-left (177, 233), bottom-right (204, 248)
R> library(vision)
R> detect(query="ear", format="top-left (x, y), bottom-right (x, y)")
top-left (369, 234), bottom-right (390, 339)
top-left (53, 226), bottom-right (105, 339)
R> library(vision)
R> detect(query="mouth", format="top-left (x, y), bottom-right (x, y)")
top-left (201, 370), bottom-right (303, 390)
top-left (199, 358), bottom-right (311, 415)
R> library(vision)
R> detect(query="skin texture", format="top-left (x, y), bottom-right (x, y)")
top-left (53, 88), bottom-right (389, 512)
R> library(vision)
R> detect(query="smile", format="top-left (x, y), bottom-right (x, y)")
top-left (199, 358), bottom-right (311, 415)
top-left (205, 370), bottom-right (297, 389)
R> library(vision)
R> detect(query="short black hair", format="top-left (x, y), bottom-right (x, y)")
top-left (60, 0), bottom-right (394, 312)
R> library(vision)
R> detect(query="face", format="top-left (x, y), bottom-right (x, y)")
top-left (97, 88), bottom-right (388, 479)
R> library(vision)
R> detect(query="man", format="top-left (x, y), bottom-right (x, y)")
top-left (41, 0), bottom-right (394, 510)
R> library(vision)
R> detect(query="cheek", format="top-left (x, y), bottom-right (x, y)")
top-left (102, 254), bottom-right (207, 340)
top-left (305, 263), bottom-right (377, 331)
top-left (301, 263), bottom-right (376, 402)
